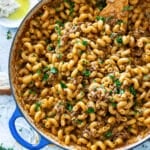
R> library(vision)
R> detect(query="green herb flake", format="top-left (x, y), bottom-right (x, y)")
top-left (55, 20), bottom-right (64, 27)
top-left (29, 89), bottom-right (36, 95)
top-left (122, 5), bottom-right (133, 11)
top-left (127, 126), bottom-right (132, 131)
top-left (64, 0), bottom-right (74, 15)
top-left (114, 79), bottom-right (122, 88)
top-left (106, 16), bottom-right (114, 22)
top-left (36, 69), bottom-right (41, 75)
top-left (96, 16), bottom-right (105, 22)
top-left (47, 45), bottom-right (53, 51)
top-left (82, 69), bottom-right (91, 77)
top-left (43, 73), bottom-right (49, 81)
top-left (111, 102), bottom-right (117, 108)
top-left (86, 107), bottom-right (95, 114)
top-left (57, 37), bottom-right (61, 48)
top-left (104, 130), bottom-right (113, 138)
top-left (6, 30), bottom-right (12, 39)
top-left (82, 40), bottom-right (88, 46)
top-left (115, 88), bottom-right (124, 95)
top-left (66, 103), bottom-right (73, 111)
top-left (129, 86), bottom-right (137, 97)
top-left (82, 59), bottom-right (88, 65)
top-left (35, 102), bottom-right (41, 111)
top-left (109, 90), bottom-right (113, 95)
top-left (119, 89), bottom-right (125, 94)
top-left (109, 74), bottom-right (115, 81)
top-left (98, 59), bottom-right (104, 64)
top-left (134, 109), bottom-right (140, 115)
top-left (116, 36), bottom-right (123, 44)
top-left (116, 19), bottom-right (123, 25)
top-left (76, 119), bottom-right (82, 124)
top-left (50, 67), bottom-right (58, 74)
top-left (43, 66), bottom-right (49, 72)
top-left (55, 25), bottom-right (61, 36)
top-left (60, 82), bottom-right (67, 89)
top-left (56, 53), bottom-right (63, 59)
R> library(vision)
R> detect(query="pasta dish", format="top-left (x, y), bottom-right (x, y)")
top-left (11, 0), bottom-right (150, 149)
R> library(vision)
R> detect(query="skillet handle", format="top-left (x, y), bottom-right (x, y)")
top-left (9, 107), bottom-right (50, 150)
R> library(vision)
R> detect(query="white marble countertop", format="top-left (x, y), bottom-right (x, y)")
top-left (0, 14), bottom-right (150, 150)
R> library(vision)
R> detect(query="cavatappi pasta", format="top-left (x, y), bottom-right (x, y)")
top-left (12, 0), bottom-right (150, 149)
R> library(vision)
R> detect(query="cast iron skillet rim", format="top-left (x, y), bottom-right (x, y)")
top-left (8, 0), bottom-right (150, 149)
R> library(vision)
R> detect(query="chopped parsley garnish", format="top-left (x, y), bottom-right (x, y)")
top-left (109, 98), bottom-right (117, 108)
top-left (116, 19), bottom-right (123, 25)
top-left (29, 89), bottom-right (36, 95)
top-left (115, 88), bottom-right (125, 94)
top-left (55, 20), bottom-right (64, 27)
top-left (47, 45), bottom-right (53, 51)
top-left (86, 107), bottom-right (95, 114)
top-left (116, 36), bottom-right (123, 44)
top-left (98, 59), bottom-right (104, 64)
top-left (64, 0), bottom-right (74, 15)
top-left (114, 79), bottom-right (122, 88)
top-left (82, 59), bottom-right (88, 65)
top-left (122, 5), bottom-right (133, 11)
top-left (55, 25), bottom-right (61, 36)
top-left (82, 69), bottom-right (91, 77)
top-left (96, 16), bottom-right (105, 22)
top-left (109, 74), bottom-right (115, 81)
top-left (119, 89), bottom-right (125, 94)
top-left (6, 30), bottom-right (12, 39)
top-left (111, 102), bottom-right (117, 108)
top-left (129, 86), bottom-right (137, 97)
top-left (66, 103), bottom-right (73, 111)
top-left (110, 32), bottom-right (117, 38)
top-left (50, 67), bottom-right (58, 74)
top-left (56, 53), bottom-right (63, 59)
top-left (134, 109), bottom-right (140, 115)
top-left (43, 73), bottom-right (49, 81)
top-left (127, 126), bottom-right (132, 131)
top-left (104, 130), bottom-right (113, 138)
top-left (60, 82), bottom-right (67, 89)
top-left (43, 66), bottom-right (49, 72)
top-left (76, 119), bottom-right (82, 124)
top-left (82, 40), bottom-right (88, 46)
top-left (106, 16), bottom-right (114, 22)
top-left (57, 37), bottom-right (61, 48)
top-left (109, 90), bottom-right (113, 95)
top-left (36, 69), bottom-right (41, 75)
top-left (35, 102), bottom-right (41, 111)
top-left (45, 38), bottom-right (51, 44)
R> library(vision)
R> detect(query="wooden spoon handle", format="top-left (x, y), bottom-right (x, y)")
top-left (0, 72), bottom-right (11, 95)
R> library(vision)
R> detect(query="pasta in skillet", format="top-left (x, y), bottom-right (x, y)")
top-left (12, 0), bottom-right (150, 149)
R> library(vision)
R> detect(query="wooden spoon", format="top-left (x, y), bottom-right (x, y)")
top-left (100, 0), bottom-right (129, 30)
